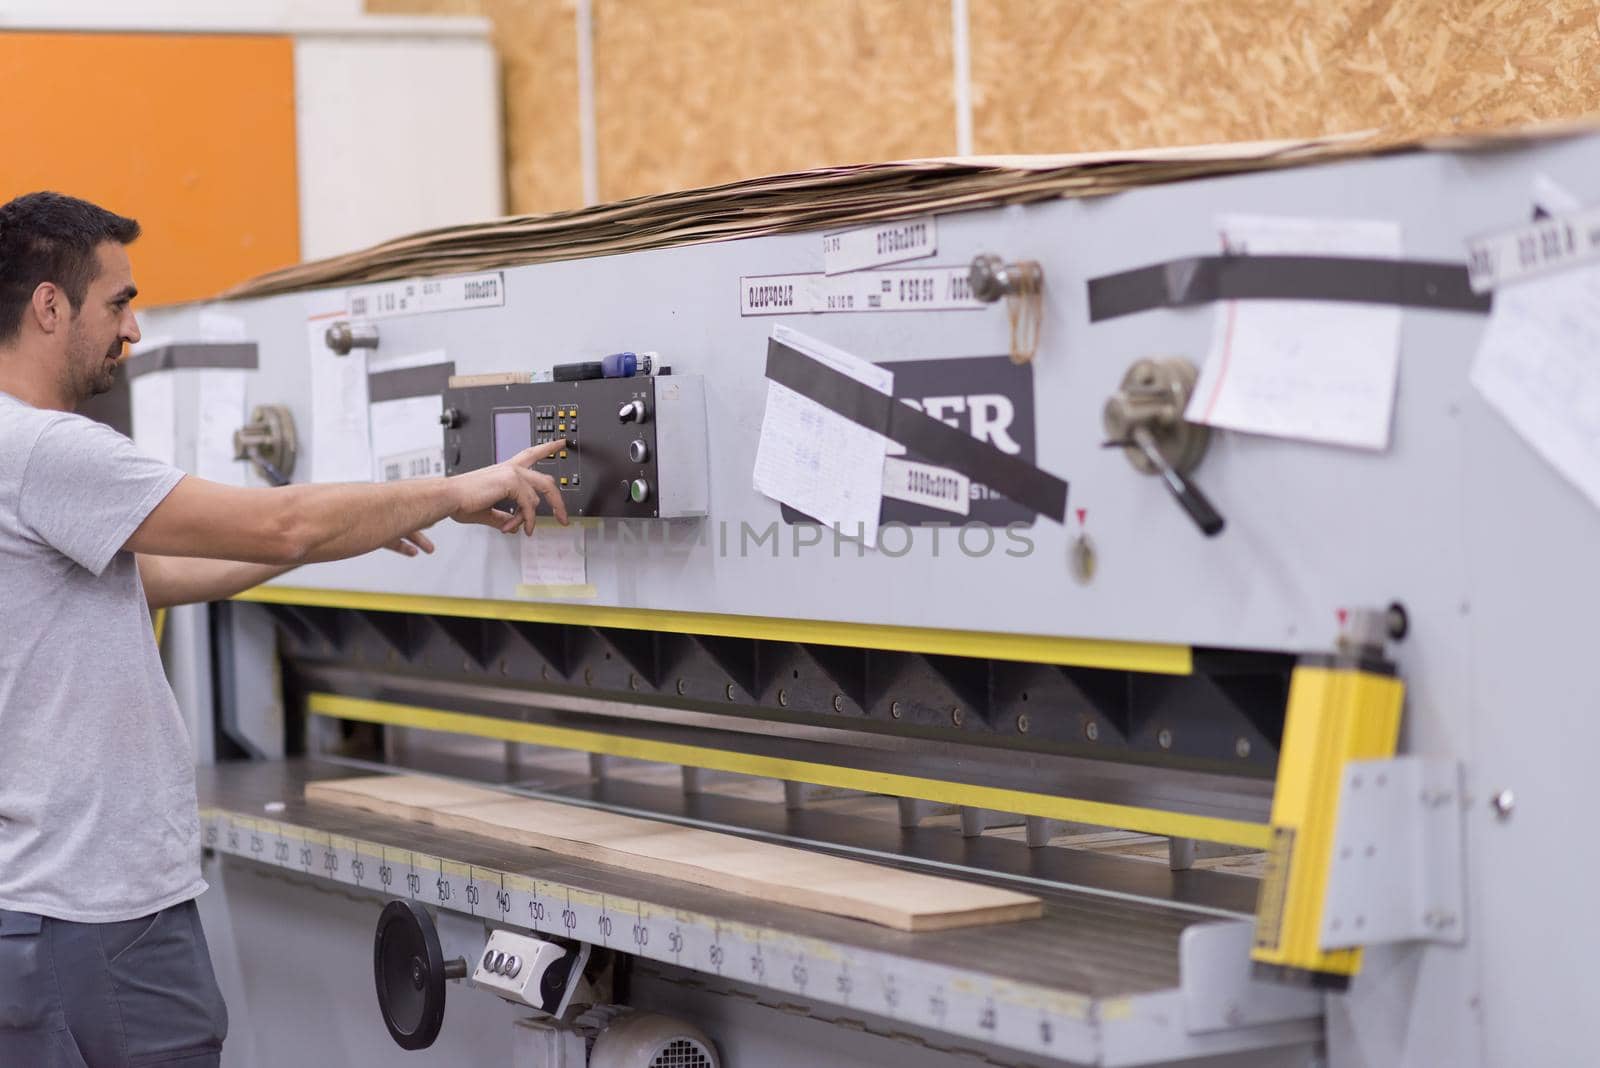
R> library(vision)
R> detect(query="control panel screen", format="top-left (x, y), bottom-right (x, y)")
top-left (493, 408), bottom-right (533, 463)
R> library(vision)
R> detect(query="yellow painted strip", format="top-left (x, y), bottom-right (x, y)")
top-left (238, 586), bottom-right (1192, 674)
top-left (515, 583), bottom-right (600, 600)
top-left (310, 693), bottom-right (1269, 849)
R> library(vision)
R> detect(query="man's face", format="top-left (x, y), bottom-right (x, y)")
top-left (63, 242), bottom-right (140, 401)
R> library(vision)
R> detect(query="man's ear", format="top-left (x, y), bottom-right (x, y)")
top-left (30, 282), bottom-right (63, 334)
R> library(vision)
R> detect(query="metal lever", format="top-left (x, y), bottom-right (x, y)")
top-left (233, 404), bottom-right (298, 486)
top-left (1130, 425), bottom-right (1224, 536)
top-left (325, 320), bottom-right (379, 356)
top-left (968, 253), bottom-right (1041, 303)
top-left (1102, 357), bottom-right (1225, 537)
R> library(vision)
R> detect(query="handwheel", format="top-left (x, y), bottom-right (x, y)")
top-left (373, 899), bottom-right (467, 1050)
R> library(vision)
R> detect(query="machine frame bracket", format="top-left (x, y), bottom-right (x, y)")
top-left (1319, 755), bottom-right (1466, 950)
top-left (1181, 920), bottom-right (1323, 1034)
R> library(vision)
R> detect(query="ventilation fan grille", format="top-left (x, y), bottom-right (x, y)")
top-left (650, 1037), bottom-right (714, 1068)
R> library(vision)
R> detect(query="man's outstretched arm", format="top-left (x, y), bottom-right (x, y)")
top-left (125, 440), bottom-right (567, 601)
top-left (136, 531), bottom-right (437, 610)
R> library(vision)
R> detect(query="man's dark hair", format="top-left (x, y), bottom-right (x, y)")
top-left (0, 191), bottom-right (141, 344)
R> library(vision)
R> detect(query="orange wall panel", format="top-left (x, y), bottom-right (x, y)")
top-left (0, 32), bottom-right (300, 306)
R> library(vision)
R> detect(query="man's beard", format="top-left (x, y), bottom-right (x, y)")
top-left (68, 336), bottom-right (122, 401)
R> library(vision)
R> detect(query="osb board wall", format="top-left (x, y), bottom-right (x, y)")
top-left (590, 0), bottom-right (954, 203)
top-left (371, 0), bottom-right (1600, 213)
top-left (969, 0), bottom-right (1600, 153)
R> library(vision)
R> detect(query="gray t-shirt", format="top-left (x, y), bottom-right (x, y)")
top-left (0, 391), bottom-right (202, 922)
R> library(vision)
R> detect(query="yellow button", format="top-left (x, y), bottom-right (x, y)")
top-left (559, 476), bottom-right (568, 485)
top-left (558, 423), bottom-right (566, 431)
top-left (559, 450), bottom-right (567, 458)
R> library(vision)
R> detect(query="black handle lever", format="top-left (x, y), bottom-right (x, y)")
top-left (1131, 426), bottom-right (1225, 537)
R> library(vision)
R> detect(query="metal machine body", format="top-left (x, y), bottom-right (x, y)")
top-left (145, 131), bottom-right (1600, 1067)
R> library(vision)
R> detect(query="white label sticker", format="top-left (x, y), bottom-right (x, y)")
top-left (519, 519), bottom-right (588, 587)
top-left (377, 446), bottom-right (445, 483)
top-left (741, 267), bottom-right (982, 316)
top-left (347, 271), bottom-right (505, 321)
top-left (1466, 205), bottom-right (1600, 293)
top-left (823, 217), bottom-right (937, 275)
top-left (881, 458), bottom-right (970, 516)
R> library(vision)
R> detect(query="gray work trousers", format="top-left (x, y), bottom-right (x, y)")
top-left (0, 899), bottom-right (228, 1067)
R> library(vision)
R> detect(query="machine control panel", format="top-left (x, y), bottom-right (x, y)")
top-left (442, 374), bottom-right (709, 519)
top-left (471, 929), bottom-right (590, 1017)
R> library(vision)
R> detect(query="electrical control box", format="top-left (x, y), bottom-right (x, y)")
top-left (441, 374), bottom-right (709, 519)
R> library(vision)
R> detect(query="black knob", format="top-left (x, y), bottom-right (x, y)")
top-left (439, 407), bottom-right (462, 429)
top-left (618, 400), bottom-right (647, 424)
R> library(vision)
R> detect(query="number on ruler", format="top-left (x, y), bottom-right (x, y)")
top-left (379, 864), bottom-right (393, 887)
top-left (496, 889), bottom-right (511, 915)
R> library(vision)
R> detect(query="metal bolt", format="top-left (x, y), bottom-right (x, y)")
top-left (890, 700), bottom-right (902, 719)
top-left (1084, 721), bottom-right (1100, 742)
top-left (583, 667), bottom-right (593, 685)
top-left (1157, 728), bottom-right (1173, 750)
top-left (1234, 737), bottom-right (1251, 759)
top-left (1492, 789), bottom-right (1515, 818)
top-left (498, 657), bottom-right (509, 676)
top-left (725, 683), bottom-right (736, 701)
top-left (1355, 915), bottom-right (1365, 929)
top-left (951, 706), bottom-right (963, 726)
top-left (1017, 713), bottom-right (1030, 734)
top-left (676, 677), bottom-right (687, 696)
top-left (1069, 533), bottom-right (1097, 585)
top-left (1365, 844), bottom-right (1376, 857)
top-left (1351, 775), bottom-right (1363, 789)
top-left (778, 688), bottom-right (789, 707)
top-left (629, 672), bottom-right (639, 691)
top-left (832, 694), bottom-right (844, 712)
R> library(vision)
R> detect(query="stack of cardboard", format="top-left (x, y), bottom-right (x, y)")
top-left (220, 122), bottom-right (1588, 301)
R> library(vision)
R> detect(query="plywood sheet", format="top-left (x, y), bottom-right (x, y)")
top-left (307, 774), bottom-right (1043, 931)
top-left (970, 0), bottom-right (1600, 155)
top-left (0, 32), bottom-right (300, 306)
top-left (592, 0), bottom-right (956, 202)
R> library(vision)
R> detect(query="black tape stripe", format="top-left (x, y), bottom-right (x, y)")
top-left (368, 362), bottom-right (455, 403)
top-left (765, 339), bottom-right (1068, 522)
top-left (1087, 254), bottom-right (1490, 322)
top-left (123, 342), bottom-right (259, 379)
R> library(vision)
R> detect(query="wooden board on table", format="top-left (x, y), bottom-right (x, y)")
top-left (306, 774), bottom-right (1042, 932)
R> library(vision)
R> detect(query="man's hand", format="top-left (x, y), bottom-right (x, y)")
top-left (382, 531), bottom-right (436, 558)
top-left (448, 439), bottom-right (569, 534)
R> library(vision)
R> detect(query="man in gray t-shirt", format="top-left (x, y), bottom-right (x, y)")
top-left (0, 192), bottom-right (568, 1067)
